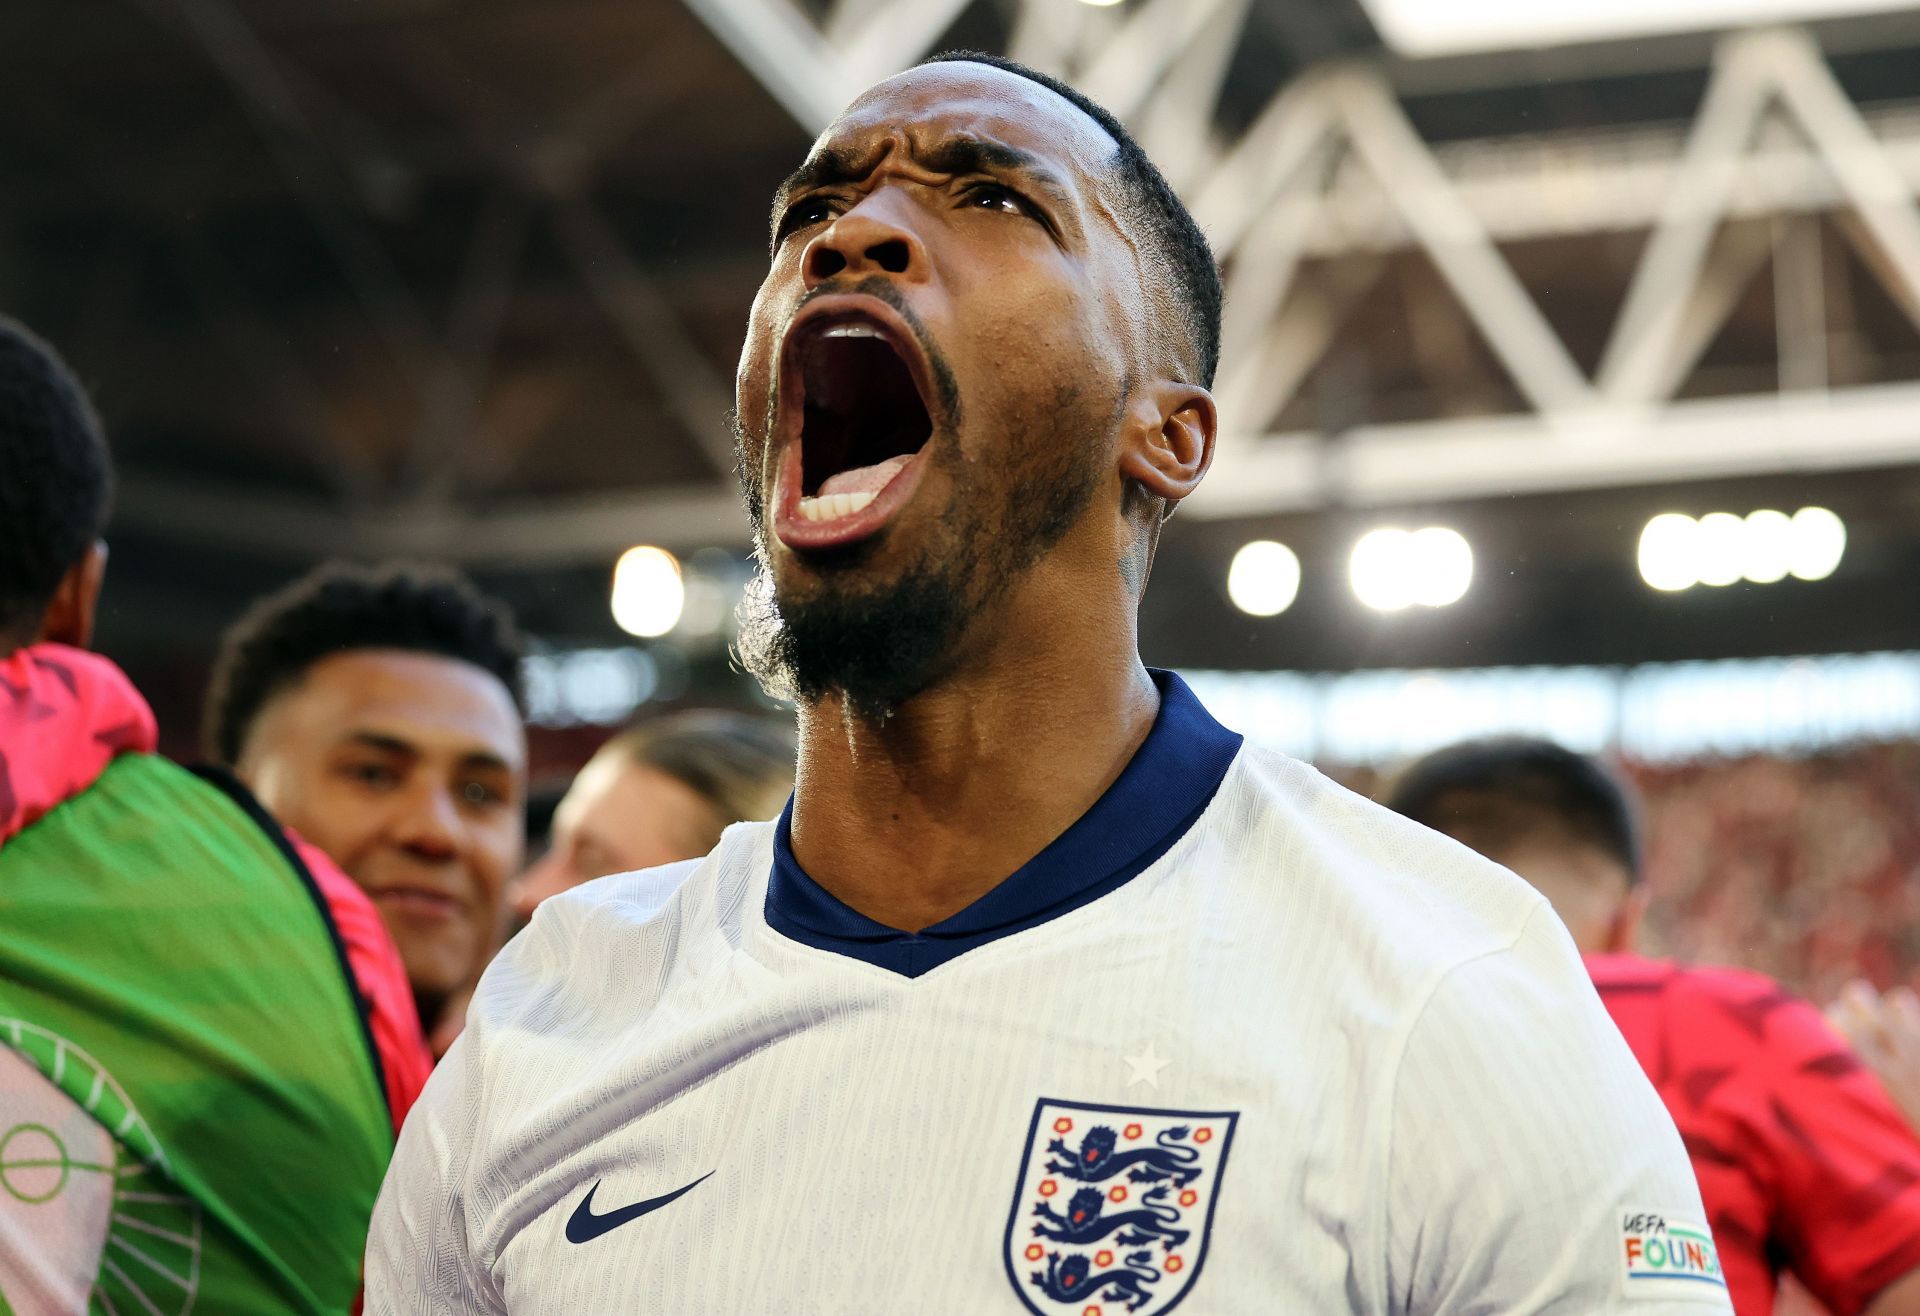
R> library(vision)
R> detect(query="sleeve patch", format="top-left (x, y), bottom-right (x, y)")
top-left (1619, 1210), bottom-right (1728, 1302)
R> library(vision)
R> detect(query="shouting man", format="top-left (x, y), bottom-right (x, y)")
top-left (369, 55), bottom-right (1726, 1314)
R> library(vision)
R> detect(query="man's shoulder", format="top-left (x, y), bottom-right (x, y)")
top-left (1216, 742), bottom-right (1552, 976)
top-left (465, 821), bottom-right (775, 1043)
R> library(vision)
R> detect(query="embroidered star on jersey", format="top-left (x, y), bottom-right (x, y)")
top-left (1125, 1042), bottom-right (1171, 1088)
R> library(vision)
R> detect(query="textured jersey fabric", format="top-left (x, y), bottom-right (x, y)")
top-left (1590, 954), bottom-right (1920, 1315)
top-left (370, 673), bottom-right (1725, 1314)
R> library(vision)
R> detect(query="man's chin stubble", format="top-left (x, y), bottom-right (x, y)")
top-left (734, 549), bottom-right (973, 723)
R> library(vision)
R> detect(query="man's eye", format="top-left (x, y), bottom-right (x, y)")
top-left (341, 762), bottom-right (398, 789)
top-left (963, 183), bottom-right (1026, 215)
top-left (461, 780), bottom-right (503, 808)
top-left (777, 197), bottom-right (835, 240)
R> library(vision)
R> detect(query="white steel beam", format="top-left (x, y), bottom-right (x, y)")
top-left (1130, 0), bottom-right (1251, 194)
top-left (1760, 27), bottom-right (1920, 331)
top-left (678, 0), bottom-right (851, 134)
top-left (113, 478), bottom-right (751, 565)
top-left (1331, 70), bottom-right (1596, 414)
top-left (1193, 381), bottom-right (1920, 517)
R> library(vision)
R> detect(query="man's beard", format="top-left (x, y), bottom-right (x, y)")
top-left (733, 389), bottom-right (1109, 723)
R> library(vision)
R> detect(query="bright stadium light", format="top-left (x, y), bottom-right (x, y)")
top-left (611, 546), bottom-right (684, 638)
top-left (1740, 509), bottom-right (1794, 585)
top-left (1351, 526), bottom-right (1471, 612)
top-left (1227, 540), bottom-right (1301, 617)
top-left (1361, 0), bottom-right (1914, 57)
top-left (1640, 506), bottom-right (1846, 591)
top-left (1789, 506), bottom-right (1847, 581)
top-left (1408, 526), bottom-right (1473, 608)
top-left (1694, 512), bottom-right (1746, 588)
top-left (1638, 513), bottom-right (1699, 592)
top-left (1351, 528), bottom-right (1414, 612)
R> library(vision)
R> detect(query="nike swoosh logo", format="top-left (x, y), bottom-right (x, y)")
top-left (564, 1170), bottom-right (715, 1244)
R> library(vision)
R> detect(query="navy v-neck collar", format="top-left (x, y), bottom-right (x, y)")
top-left (764, 670), bottom-right (1242, 978)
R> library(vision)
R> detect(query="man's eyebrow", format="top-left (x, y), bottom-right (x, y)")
top-left (340, 731), bottom-right (517, 777)
top-left (919, 136), bottom-right (1057, 185)
top-left (342, 731), bottom-right (417, 757)
top-left (456, 750), bottom-right (516, 777)
top-left (770, 135), bottom-right (1073, 228)
top-left (772, 146), bottom-right (862, 225)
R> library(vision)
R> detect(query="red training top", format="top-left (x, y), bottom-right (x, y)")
top-left (1590, 952), bottom-right (1920, 1315)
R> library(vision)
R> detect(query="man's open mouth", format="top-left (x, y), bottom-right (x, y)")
top-left (773, 297), bottom-right (936, 550)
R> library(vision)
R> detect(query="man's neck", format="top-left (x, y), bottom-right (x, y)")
top-left (788, 620), bottom-right (1159, 934)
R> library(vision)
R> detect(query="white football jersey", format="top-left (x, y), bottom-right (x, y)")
top-left (368, 673), bottom-right (1729, 1314)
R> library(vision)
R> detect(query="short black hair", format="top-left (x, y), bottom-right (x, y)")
top-left (0, 317), bottom-right (111, 642)
top-left (1382, 736), bottom-right (1643, 883)
top-left (921, 51), bottom-right (1223, 389)
top-left (205, 561), bottom-right (526, 764)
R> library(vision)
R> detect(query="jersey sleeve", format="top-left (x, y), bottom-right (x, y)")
top-left (1385, 903), bottom-right (1732, 1314)
top-left (364, 1021), bottom-right (505, 1314)
top-left (1740, 993), bottom-right (1920, 1314)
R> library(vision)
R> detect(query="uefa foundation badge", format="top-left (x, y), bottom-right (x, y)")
top-left (1618, 1209), bottom-right (1728, 1303)
top-left (1004, 1098), bottom-right (1238, 1315)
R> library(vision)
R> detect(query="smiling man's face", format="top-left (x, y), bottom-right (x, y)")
top-left (238, 649), bottom-right (526, 1021)
top-left (733, 61), bottom-right (1159, 716)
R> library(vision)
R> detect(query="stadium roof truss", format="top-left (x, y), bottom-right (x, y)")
top-left (688, 3), bottom-right (1920, 526)
top-left (110, 0), bottom-right (1920, 561)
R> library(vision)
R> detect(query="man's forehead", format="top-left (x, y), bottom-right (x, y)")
top-left (275, 650), bottom-right (524, 757)
top-left (822, 62), bottom-right (1118, 180)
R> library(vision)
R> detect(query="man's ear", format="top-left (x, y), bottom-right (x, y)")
top-left (1116, 382), bottom-right (1215, 510)
top-left (1605, 884), bottom-right (1651, 956)
top-left (37, 540), bottom-right (108, 650)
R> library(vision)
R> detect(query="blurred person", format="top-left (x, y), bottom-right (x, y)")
top-left (205, 562), bottom-right (528, 1047)
top-left (371, 54), bottom-right (1721, 1313)
top-left (0, 316), bottom-right (427, 1311)
top-left (509, 709), bottom-right (795, 920)
top-left (1386, 737), bottom-right (1920, 1316)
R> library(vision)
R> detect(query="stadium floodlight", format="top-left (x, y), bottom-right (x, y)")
top-left (1694, 512), bottom-right (1747, 588)
top-left (1227, 540), bottom-right (1302, 617)
top-left (1351, 526), bottom-right (1472, 612)
top-left (1638, 513), bottom-right (1699, 592)
top-left (1639, 506), bottom-right (1846, 591)
top-left (1351, 528), bottom-right (1414, 612)
top-left (1408, 526), bottom-right (1473, 608)
top-left (611, 546), bottom-right (685, 638)
top-left (1789, 506), bottom-right (1847, 581)
top-left (1740, 509), bottom-right (1795, 585)
top-left (1361, 0), bottom-right (1915, 58)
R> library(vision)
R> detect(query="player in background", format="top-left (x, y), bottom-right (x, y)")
top-left (206, 562), bottom-right (528, 1053)
top-left (370, 55), bottom-right (1725, 1313)
top-left (0, 315), bottom-right (427, 1311)
top-left (509, 709), bottom-right (794, 922)
top-left (1385, 737), bottom-right (1920, 1316)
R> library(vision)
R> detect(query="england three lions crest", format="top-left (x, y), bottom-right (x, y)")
top-left (1004, 1098), bottom-right (1238, 1316)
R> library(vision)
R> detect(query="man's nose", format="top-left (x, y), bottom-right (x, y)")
top-left (393, 785), bottom-right (462, 861)
top-left (802, 197), bottom-right (929, 287)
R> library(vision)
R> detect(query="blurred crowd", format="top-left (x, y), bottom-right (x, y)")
top-left (1632, 746), bottom-right (1920, 1003)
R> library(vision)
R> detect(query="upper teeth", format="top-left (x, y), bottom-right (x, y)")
top-left (822, 324), bottom-right (882, 339)
top-left (798, 491), bottom-right (877, 522)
